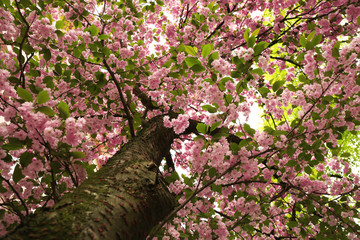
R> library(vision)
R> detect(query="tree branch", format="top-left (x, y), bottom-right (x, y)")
top-left (0, 175), bottom-right (28, 220)
top-left (103, 60), bottom-right (135, 138)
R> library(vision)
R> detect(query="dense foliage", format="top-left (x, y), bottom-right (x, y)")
top-left (1, 0), bottom-right (360, 239)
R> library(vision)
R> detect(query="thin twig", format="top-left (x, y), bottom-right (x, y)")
top-left (0, 175), bottom-right (29, 219)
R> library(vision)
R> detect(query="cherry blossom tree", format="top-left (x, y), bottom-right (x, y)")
top-left (1, 0), bottom-right (360, 239)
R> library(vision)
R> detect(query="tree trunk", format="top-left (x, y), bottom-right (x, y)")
top-left (2, 116), bottom-right (177, 240)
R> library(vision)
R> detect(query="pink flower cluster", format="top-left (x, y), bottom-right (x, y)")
top-left (303, 51), bottom-right (317, 79)
top-left (254, 131), bottom-right (274, 148)
top-left (119, 48), bottom-right (134, 59)
top-left (211, 58), bottom-right (231, 75)
top-left (163, 114), bottom-right (189, 135)
top-left (148, 67), bottom-right (170, 89)
top-left (64, 117), bottom-right (87, 147)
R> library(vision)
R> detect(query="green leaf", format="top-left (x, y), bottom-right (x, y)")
top-left (95, 71), bottom-right (105, 81)
top-left (296, 52), bottom-right (305, 62)
top-left (1, 0), bottom-right (10, 7)
top-left (235, 132), bottom-right (245, 139)
top-left (288, 221), bottom-right (298, 228)
top-left (250, 68), bottom-right (263, 75)
top-left (54, 63), bottom-right (62, 75)
top-left (247, 36), bottom-right (256, 48)
top-left (230, 142), bottom-right (240, 153)
top-left (102, 14), bottom-right (112, 20)
top-left (208, 167), bottom-right (217, 178)
top-left (20, 152), bottom-right (34, 168)
top-left (83, 162), bottom-right (96, 177)
top-left (253, 41), bottom-right (269, 55)
top-left (70, 151), bottom-right (86, 159)
top-left (299, 35), bottom-right (306, 47)
top-left (58, 101), bottom-right (70, 119)
top-left (42, 76), bottom-right (54, 89)
top-left (238, 138), bottom-right (251, 148)
top-left (201, 44), bottom-right (213, 58)
top-left (230, 71), bottom-right (241, 78)
top-left (306, 34), bottom-right (322, 50)
top-left (196, 123), bottom-right (208, 134)
top-left (243, 123), bottom-right (255, 137)
top-left (305, 41), bottom-right (314, 50)
top-left (58, 182), bottom-right (67, 193)
top-left (191, 64), bottom-right (205, 73)
top-left (298, 74), bottom-right (308, 83)
top-left (137, 18), bottom-right (144, 26)
top-left (273, 130), bottom-right (287, 136)
top-left (184, 46), bottom-right (198, 56)
top-left (184, 188), bottom-right (193, 198)
top-left (244, 28), bottom-right (250, 41)
top-left (357, 16), bottom-right (360, 25)
top-left (225, 94), bottom-right (233, 104)
top-left (185, 57), bottom-right (201, 67)
top-left (210, 121), bottom-right (221, 132)
top-left (322, 95), bottom-right (334, 103)
top-left (13, 164), bottom-right (25, 184)
top-left (332, 46), bottom-right (340, 58)
top-left (211, 184), bottom-right (222, 193)
top-left (16, 87), bottom-right (33, 102)
top-left (99, 34), bottom-right (109, 40)
top-left (36, 90), bottom-right (50, 104)
top-left (286, 160), bottom-right (297, 167)
top-left (263, 127), bottom-right (273, 135)
top-left (325, 107), bottom-right (340, 119)
top-left (73, 48), bottom-right (82, 58)
top-left (201, 105), bottom-right (217, 113)
top-left (272, 80), bottom-right (285, 92)
top-left (88, 24), bottom-right (99, 36)
top-left (332, 41), bottom-right (341, 58)
top-left (36, 106), bottom-right (56, 117)
top-left (259, 86), bottom-right (270, 96)
top-left (23, 44), bottom-right (35, 54)
top-left (287, 84), bottom-right (297, 92)
top-left (307, 31), bottom-right (316, 41)
top-left (2, 138), bottom-right (24, 151)
top-left (178, 43), bottom-right (185, 52)
top-left (156, 0), bottom-right (164, 7)
top-left (312, 35), bottom-right (322, 46)
top-left (55, 30), bottom-right (65, 38)
top-left (287, 146), bottom-right (296, 155)
top-left (251, 28), bottom-right (260, 37)
top-left (165, 171), bottom-right (180, 183)
top-left (55, 20), bottom-right (64, 29)
top-left (305, 166), bottom-right (312, 175)
top-left (29, 70), bottom-right (41, 78)
top-left (209, 52), bottom-right (219, 61)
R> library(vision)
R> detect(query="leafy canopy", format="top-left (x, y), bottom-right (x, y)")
top-left (1, 0), bottom-right (360, 239)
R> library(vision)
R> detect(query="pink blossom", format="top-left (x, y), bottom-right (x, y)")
top-left (171, 114), bottom-right (189, 135)
top-left (148, 76), bottom-right (161, 89)
top-left (163, 116), bottom-right (172, 128)
top-left (177, 52), bottom-right (185, 64)
top-left (124, 19), bottom-right (134, 31)
top-left (166, 24), bottom-right (177, 39)
top-left (212, 58), bottom-right (231, 75)
top-left (119, 48), bottom-right (134, 59)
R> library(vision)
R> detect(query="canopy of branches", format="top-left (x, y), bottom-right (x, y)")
top-left (1, 0), bottom-right (360, 239)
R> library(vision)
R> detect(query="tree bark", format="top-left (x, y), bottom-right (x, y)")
top-left (2, 116), bottom-right (177, 240)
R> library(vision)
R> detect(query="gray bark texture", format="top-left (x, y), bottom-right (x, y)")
top-left (1, 116), bottom-right (177, 240)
